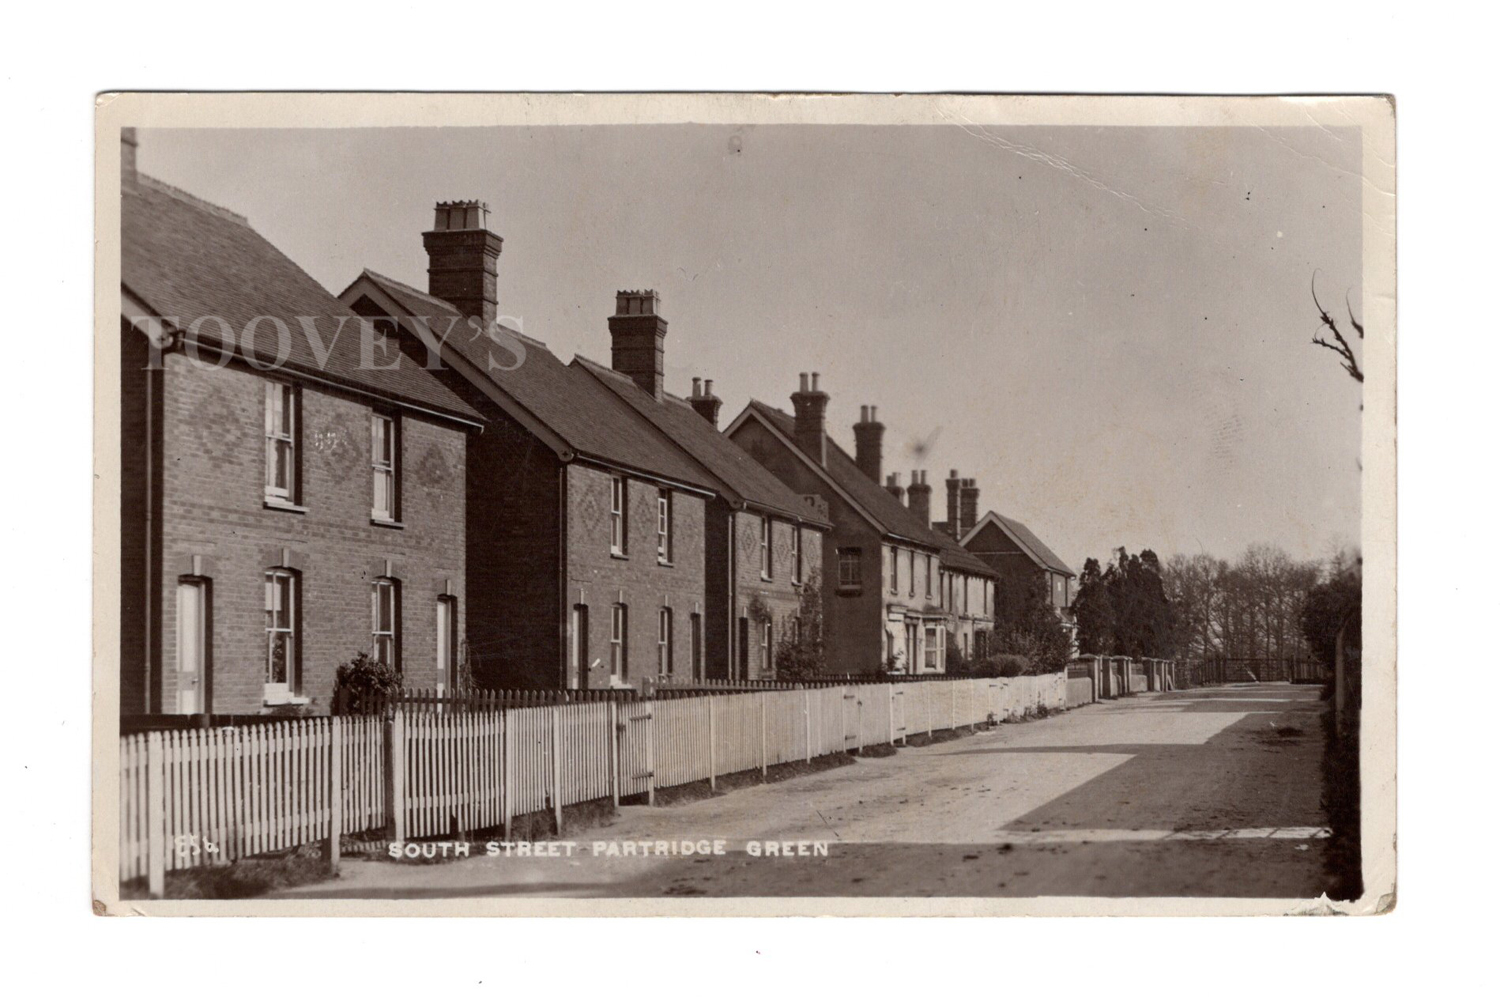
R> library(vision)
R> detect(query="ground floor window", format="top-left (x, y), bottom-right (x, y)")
top-left (924, 625), bottom-right (939, 671)
top-left (611, 604), bottom-right (627, 678)
top-left (690, 613), bottom-right (703, 680)
top-left (658, 608), bottom-right (673, 675)
top-left (372, 577), bottom-right (400, 672)
top-left (264, 568), bottom-right (298, 697)
top-left (761, 618), bottom-right (773, 675)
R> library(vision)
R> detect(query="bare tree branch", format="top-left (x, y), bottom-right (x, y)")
top-left (1311, 272), bottom-right (1364, 383)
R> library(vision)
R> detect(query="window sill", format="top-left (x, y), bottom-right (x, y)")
top-left (610, 551), bottom-right (629, 561)
top-left (371, 517), bottom-right (405, 530)
top-left (761, 574), bottom-right (773, 583)
top-left (263, 687), bottom-right (310, 707)
top-left (657, 558), bottom-right (674, 568)
top-left (264, 497), bottom-right (308, 514)
top-left (836, 584), bottom-right (863, 597)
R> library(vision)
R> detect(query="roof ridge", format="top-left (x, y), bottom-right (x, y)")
top-left (364, 268), bottom-right (543, 348)
top-left (136, 174), bottom-right (250, 226)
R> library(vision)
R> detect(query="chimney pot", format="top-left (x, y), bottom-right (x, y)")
top-left (689, 374), bottom-right (722, 427)
top-left (609, 289), bottom-right (669, 400)
top-left (959, 478), bottom-right (980, 535)
top-left (853, 401), bottom-right (886, 483)
top-left (423, 200), bottom-right (503, 324)
top-left (791, 372), bottom-right (829, 465)
top-left (906, 467), bottom-right (933, 527)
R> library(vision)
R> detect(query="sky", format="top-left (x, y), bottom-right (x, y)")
top-left (135, 123), bottom-right (1364, 572)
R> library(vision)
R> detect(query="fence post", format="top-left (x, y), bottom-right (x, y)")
top-left (646, 707), bottom-right (656, 807)
top-left (327, 717), bottom-right (343, 875)
top-left (503, 711), bottom-right (515, 838)
top-left (707, 697), bottom-right (717, 791)
top-left (551, 708), bottom-right (564, 835)
top-left (951, 681), bottom-right (957, 731)
top-left (386, 711), bottom-right (406, 842)
top-left (888, 685), bottom-right (895, 745)
top-left (608, 701), bottom-right (620, 808)
top-left (760, 695), bottom-right (768, 777)
top-left (146, 731), bottom-right (165, 899)
top-left (804, 689), bottom-right (812, 763)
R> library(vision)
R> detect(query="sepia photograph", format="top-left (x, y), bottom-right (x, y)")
top-left (92, 93), bottom-right (1395, 916)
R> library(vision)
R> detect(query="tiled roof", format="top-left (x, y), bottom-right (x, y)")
top-left (122, 175), bottom-right (480, 422)
top-left (356, 270), bottom-right (718, 491)
top-left (575, 357), bottom-right (831, 528)
top-left (983, 512), bottom-right (1075, 577)
top-left (744, 401), bottom-right (994, 577)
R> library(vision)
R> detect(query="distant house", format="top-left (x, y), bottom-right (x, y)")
top-left (726, 379), bottom-right (995, 674)
top-left (340, 210), bottom-right (720, 690)
top-left (120, 131), bottom-right (480, 715)
top-left (961, 510), bottom-right (1077, 643)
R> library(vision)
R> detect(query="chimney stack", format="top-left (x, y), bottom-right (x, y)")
top-left (885, 472), bottom-right (905, 503)
top-left (907, 469), bottom-right (932, 527)
top-left (423, 200), bottom-right (504, 326)
top-left (689, 377), bottom-right (722, 427)
top-left (609, 290), bottom-right (668, 400)
top-left (121, 127), bottom-right (138, 189)
top-left (790, 372), bottom-right (829, 466)
top-left (945, 470), bottom-right (961, 537)
top-left (853, 405), bottom-right (885, 483)
top-left (960, 478), bottom-right (980, 535)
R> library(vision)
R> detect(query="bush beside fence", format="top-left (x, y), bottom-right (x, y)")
top-left (118, 673), bottom-right (1069, 896)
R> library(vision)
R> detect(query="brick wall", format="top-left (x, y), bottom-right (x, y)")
top-left (730, 511), bottom-right (826, 678)
top-left (462, 405), bottom-right (563, 689)
top-left (152, 353), bottom-right (468, 714)
top-left (565, 464), bottom-right (707, 689)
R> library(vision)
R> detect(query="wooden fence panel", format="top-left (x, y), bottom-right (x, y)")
top-left (653, 697), bottom-right (711, 789)
top-left (558, 703), bottom-right (612, 806)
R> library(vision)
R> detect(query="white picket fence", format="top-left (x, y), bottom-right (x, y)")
top-left (119, 674), bottom-right (1067, 896)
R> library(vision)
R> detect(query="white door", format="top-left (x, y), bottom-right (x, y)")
top-left (175, 581), bottom-right (206, 713)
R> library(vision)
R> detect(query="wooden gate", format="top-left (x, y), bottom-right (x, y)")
top-left (616, 700), bottom-right (654, 802)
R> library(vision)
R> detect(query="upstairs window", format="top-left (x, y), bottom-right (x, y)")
top-left (657, 490), bottom-right (672, 563)
top-left (908, 549), bottom-right (916, 597)
top-left (371, 577), bottom-right (400, 672)
top-left (760, 516), bottom-right (773, 579)
top-left (889, 546), bottom-right (899, 594)
top-left (610, 477), bottom-right (628, 555)
top-left (925, 555), bottom-right (933, 598)
top-left (371, 413), bottom-right (398, 521)
top-left (264, 382), bottom-right (298, 502)
top-left (837, 547), bottom-right (862, 589)
top-left (791, 527), bottom-right (802, 583)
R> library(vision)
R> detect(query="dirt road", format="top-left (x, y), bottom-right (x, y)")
top-left (277, 685), bottom-right (1331, 899)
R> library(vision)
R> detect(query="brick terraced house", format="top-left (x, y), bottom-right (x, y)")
top-left (119, 131), bottom-right (481, 715)
top-left (725, 379), bottom-right (996, 674)
top-left (340, 206), bottom-right (720, 690)
top-left (575, 312), bottom-right (831, 680)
